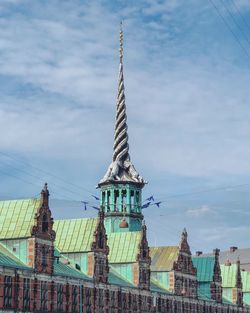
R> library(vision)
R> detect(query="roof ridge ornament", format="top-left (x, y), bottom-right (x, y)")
top-left (99, 23), bottom-right (145, 186)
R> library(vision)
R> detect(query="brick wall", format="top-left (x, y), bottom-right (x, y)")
top-left (0, 272), bottom-right (249, 313)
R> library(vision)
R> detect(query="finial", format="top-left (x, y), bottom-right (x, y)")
top-left (41, 182), bottom-right (49, 207)
top-left (182, 228), bottom-right (187, 237)
top-left (119, 21), bottom-right (123, 64)
top-left (99, 206), bottom-right (105, 220)
top-left (225, 259), bottom-right (231, 266)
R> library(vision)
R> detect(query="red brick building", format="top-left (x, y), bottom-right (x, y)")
top-left (0, 27), bottom-right (248, 313)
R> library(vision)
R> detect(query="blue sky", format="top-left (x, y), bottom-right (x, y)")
top-left (0, 0), bottom-right (250, 253)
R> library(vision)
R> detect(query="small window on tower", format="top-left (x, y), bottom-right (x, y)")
top-left (42, 214), bottom-right (48, 233)
top-left (136, 191), bottom-right (140, 212)
top-left (122, 190), bottom-right (126, 212)
top-left (42, 246), bottom-right (47, 269)
top-left (107, 191), bottom-right (111, 212)
top-left (131, 190), bottom-right (135, 212)
top-left (102, 191), bottom-right (105, 206)
top-left (114, 190), bottom-right (119, 211)
top-left (98, 232), bottom-right (104, 249)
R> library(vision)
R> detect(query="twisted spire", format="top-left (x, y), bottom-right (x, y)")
top-left (113, 22), bottom-right (130, 163)
top-left (99, 23), bottom-right (144, 185)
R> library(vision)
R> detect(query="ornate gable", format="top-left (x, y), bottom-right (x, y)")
top-left (173, 229), bottom-right (197, 298)
top-left (31, 183), bottom-right (55, 274)
top-left (213, 249), bottom-right (222, 283)
top-left (211, 248), bottom-right (222, 303)
top-left (234, 258), bottom-right (243, 307)
top-left (173, 228), bottom-right (196, 275)
top-left (31, 183), bottom-right (55, 241)
top-left (91, 209), bottom-right (109, 284)
top-left (137, 222), bottom-right (151, 290)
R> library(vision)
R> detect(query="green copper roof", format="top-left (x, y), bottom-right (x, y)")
top-left (0, 243), bottom-right (30, 270)
top-left (109, 266), bottom-right (134, 287)
top-left (241, 270), bottom-right (250, 292)
top-left (0, 198), bottom-right (40, 239)
top-left (54, 218), bottom-right (141, 263)
top-left (54, 260), bottom-right (91, 280)
top-left (150, 278), bottom-right (171, 293)
top-left (108, 231), bottom-right (141, 263)
top-left (150, 246), bottom-right (179, 271)
top-left (197, 283), bottom-right (212, 301)
top-left (244, 293), bottom-right (250, 306)
top-left (54, 218), bottom-right (97, 253)
top-left (192, 256), bottom-right (215, 282)
top-left (222, 288), bottom-right (233, 303)
top-left (221, 264), bottom-right (237, 288)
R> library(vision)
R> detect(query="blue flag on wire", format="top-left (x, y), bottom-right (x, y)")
top-left (154, 202), bottom-right (161, 208)
top-left (146, 196), bottom-right (154, 202)
top-left (92, 195), bottom-right (100, 201)
top-left (81, 201), bottom-right (88, 211)
top-left (142, 202), bottom-right (151, 209)
top-left (91, 206), bottom-right (100, 211)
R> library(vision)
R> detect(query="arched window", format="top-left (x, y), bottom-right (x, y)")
top-left (98, 232), bottom-right (104, 249)
top-left (42, 246), bottom-right (47, 269)
top-left (122, 190), bottom-right (126, 212)
top-left (107, 191), bottom-right (111, 212)
top-left (130, 190), bottom-right (135, 212)
top-left (42, 214), bottom-right (48, 233)
top-left (136, 191), bottom-right (140, 212)
top-left (114, 190), bottom-right (119, 211)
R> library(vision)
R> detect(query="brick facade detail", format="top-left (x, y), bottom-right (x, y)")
top-left (91, 209), bottom-right (109, 284)
top-left (137, 222), bottom-right (151, 291)
top-left (31, 183), bottom-right (56, 275)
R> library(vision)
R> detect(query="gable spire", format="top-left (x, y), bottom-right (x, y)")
top-left (235, 258), bottom-right (242, 289)
top-left (99, 23), bottom-right (144, 185)
top-left (234, 258), bottom-right (243, 307)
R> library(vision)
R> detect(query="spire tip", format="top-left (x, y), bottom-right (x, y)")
top-left (119, 21), bottom-right (123, 64)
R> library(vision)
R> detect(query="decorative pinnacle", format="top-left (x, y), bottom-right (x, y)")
top-left (119, 21), bottom-right (123, 64)
top-left (41, 182), bottom-right (49, 207)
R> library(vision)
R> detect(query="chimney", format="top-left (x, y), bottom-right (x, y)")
top-left (196, 251), bottom-right (203, 256)
top-left (230, 246), bottom-right (238, 253)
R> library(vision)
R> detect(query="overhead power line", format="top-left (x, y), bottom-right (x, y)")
top-left (157, 182), bottom-right (250, 203)
top-left (220, 0), bottom-right (250, 44)
top-left (208, 0), bottom-right (250, 59)
top-left (230, 0), bottom-right (250, 30)
top-left (0, 151), bottom-right (95, 196)
top-left (1, 151), bottom-right (250, 210)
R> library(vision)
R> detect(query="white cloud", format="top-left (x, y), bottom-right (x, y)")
top-left (0, 1), bottom-right (249, 179)
top-left (0, 0), bottom-right (250, 252)
top-left (186, 205), bottom-right (212, 217)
